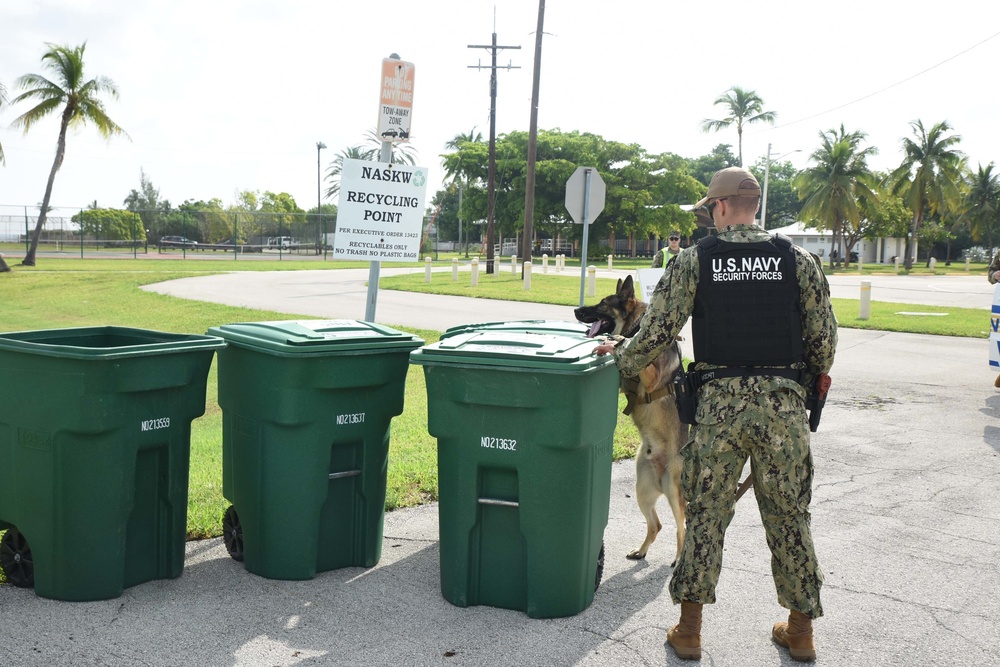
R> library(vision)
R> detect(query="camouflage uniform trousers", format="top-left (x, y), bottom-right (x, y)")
top-left (668, 391), bottom-right (824, 618)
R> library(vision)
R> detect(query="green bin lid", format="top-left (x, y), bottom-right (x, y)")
top-left (208, 319), bottom-right (424, 355)
top-left (410, 330), bottom-right (614, 373)
top-left (440, 319), bottom-right (590, 340)
top-left (0, 326), bottom-right (224, 360)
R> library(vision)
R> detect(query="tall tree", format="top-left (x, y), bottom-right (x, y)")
top-left (10, 42), bottom-right (128, 266)
top-left (324, 146), bottom-right (369, 201)
top-left (0, 81), bottom-right (7, 165)
top-left (0, 82), bottom-right (9, 272)
top-left (794, 125), bottom-right (877, 267)
top-left (887, 120), bottom-right (965, 270)
top-left (701, 86), bottom-right (776, 167)
top-left (123, 168), bottom-right (170, 239)
top-left (964, 162), bottom-right (1000, 253)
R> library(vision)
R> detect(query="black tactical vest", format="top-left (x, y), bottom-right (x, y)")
top-left (692, 233), bottom-right (803, 366)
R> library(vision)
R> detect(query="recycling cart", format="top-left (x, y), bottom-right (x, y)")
top-left (410, 330), bottom-right (619, 618)
top-left (207, 320), bottom-right (423, 580)
top-left (0, 326), bottom-right (223, 601)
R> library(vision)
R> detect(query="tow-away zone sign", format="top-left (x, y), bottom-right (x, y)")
top-left (332, 158), bottom-right (429, 262)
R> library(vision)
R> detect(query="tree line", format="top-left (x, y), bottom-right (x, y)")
top-left (2, 43), bottom-right (999, 273)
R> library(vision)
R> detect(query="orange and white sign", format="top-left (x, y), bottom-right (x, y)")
top-left (377, 58), bottom-right (415, 143)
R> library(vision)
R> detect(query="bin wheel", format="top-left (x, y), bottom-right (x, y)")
top-left (0, 527), bottom-right (35, 588)
top-left (595, 542), bottom-right (605, 592)
top-left (222, 505), bottom-right (244, 562)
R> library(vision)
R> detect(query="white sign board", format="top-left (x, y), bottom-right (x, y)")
top-left (564, 167), bottom-right (606, 224)
top-left (636, 269), bottom-right (663, 303)
top-left (332, 159), bottom-right (429, 262)
top-left (377, 58), bottom-right (415, 143)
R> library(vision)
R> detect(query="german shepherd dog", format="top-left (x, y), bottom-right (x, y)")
top-left (574, 275), bottom-right (688, 564)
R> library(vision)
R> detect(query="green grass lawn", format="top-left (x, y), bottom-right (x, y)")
top-left (0, 263), bottom-right (641, 554)
top-left (0, 258), bottom-right (990, 561)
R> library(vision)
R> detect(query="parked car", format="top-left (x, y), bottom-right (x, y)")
top-left (267, 236), bottom-right (294, 249)
top-left (160, 235), bottom-right (197, 246)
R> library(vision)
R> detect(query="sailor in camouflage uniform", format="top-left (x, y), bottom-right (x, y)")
top-left (596, 167), bottom-right (837, 662)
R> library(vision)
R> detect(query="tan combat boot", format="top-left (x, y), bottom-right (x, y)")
top-left (666, 601), bottom-right (702, 660)
top-left (994, 373), bottom-right (1000, 388)
top-left (772, 609), bottom-right (816, 662)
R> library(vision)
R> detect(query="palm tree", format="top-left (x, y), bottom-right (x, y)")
top-left (702, 86), bottom-right (776, 167)
top-left (964, 163), bottom-right (1000, 252)
top-left (324, 146), bottom-right (369, 201)
top-left (795, 125), bottom-right (878, 268)
top-left (363, 128), bottom-right (417, 165)
top-left (443, 128), bottom-right (483, 258)
top-left (442, 127), bottom-right (483, 184)
top-left (0, 82), bottom-right (8, 272)
top-left (0, 81), bottom-right (7, 165)
top-left (887, 120), bottom-right (965, 270)
top-left (324, 129), bottom-right (418, 202)
top-left (10, 42), bottom-right (128, 266)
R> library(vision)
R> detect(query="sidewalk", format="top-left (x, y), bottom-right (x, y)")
top-left (3, 273), bottom-right (999, 667)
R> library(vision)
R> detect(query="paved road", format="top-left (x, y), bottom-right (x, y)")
top-left (2, 269), bottom-right (998, 667)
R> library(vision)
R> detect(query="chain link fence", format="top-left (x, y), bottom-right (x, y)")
top-left (1, 206), bottom-right (337, 258)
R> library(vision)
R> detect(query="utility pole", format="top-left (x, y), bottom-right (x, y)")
top-left (469, 21), bottom-right (519, 274)
top-left (521, 0), bottom-right (546, 274)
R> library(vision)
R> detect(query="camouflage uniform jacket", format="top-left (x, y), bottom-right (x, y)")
top-left (988, 250), bottom-right (1000, 284)
top-left (614, 224), bottom-right (837, 405)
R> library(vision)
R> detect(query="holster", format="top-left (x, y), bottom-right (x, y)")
top-left (673, 365), bottom-right (698, 424)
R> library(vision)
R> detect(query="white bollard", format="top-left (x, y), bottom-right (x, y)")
top-left (511, 255), bottom-right (517, 274)
top-left (452, 257), bottom-right (459, 281)
top-left (966, 257), bottom-right (970, 272)
top-left (894, 256), bottom-right (900, 273)
top-left (929, 257), bottom-right (936, 270)
top-left (523, 261), bottom-right (532, 290)
top-left (858, 257), bottom-right (863, 272)
top-left (607, 254), bottom-right (613, 270)
top-left (557, 254), bottom-right (563, 272)
top-left (587, 265), bottom-right (597, 297)
top-left (425, 256), bottom-right (432, 283)
top-left (542, 253), bottom-right (549, 274)
top-left (471, 257), bottom-right (479, 286)
top-left (859, 280), bottom-right (871, 320)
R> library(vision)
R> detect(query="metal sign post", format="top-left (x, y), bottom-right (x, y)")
top-left (564, 166), bottom-right (606, 307)
top-left (578, 170), bottom-right (592, 307)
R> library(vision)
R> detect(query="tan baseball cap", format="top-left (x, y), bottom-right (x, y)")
top-left (693, 167), bottom-right (761, 209)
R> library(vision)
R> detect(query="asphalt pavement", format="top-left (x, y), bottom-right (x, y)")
top-left (2, 267), bottom-right (999, 667)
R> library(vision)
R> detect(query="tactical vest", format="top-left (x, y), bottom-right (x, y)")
top-left (692, 233), bottom-right (803, 366)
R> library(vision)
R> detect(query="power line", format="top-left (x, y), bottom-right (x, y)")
top-left (764, 30), bottom-right (1000, 132)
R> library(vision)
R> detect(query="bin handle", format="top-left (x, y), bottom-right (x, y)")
top-left (477, 497), bottom-right (519, 508)
top-left (329, 470), bottom-right (362, 480)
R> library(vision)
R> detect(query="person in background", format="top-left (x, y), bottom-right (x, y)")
top-left (987, 250), bottom-right (1000, 387)
top-left (651, 232), bottom-right (682, 269)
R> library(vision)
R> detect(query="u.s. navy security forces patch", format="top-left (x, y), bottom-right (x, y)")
top-left (711, 255), bottom-right (784, 282)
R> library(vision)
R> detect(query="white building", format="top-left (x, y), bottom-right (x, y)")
top-left (767, 220), bottom-right (914, 264)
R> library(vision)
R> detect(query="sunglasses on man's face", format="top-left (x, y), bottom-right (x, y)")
top-left (669, 237), bottom-right (680, 242)
top-left (706, 197), bottom-right (728, 216)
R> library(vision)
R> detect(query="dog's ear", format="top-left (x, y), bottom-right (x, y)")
top-left (615, 278), bottom-right (623, 294)
top-left (620, 274), bottom-right (635, 300)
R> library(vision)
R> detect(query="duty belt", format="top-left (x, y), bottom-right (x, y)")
top-left (691, 366), bottom-right (804, 388)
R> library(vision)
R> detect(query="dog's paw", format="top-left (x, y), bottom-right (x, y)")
top-left (626, 550), bottom-right (648, 560)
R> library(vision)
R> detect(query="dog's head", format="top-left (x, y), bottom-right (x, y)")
top-left (574, 274), bottom-right (645, 338)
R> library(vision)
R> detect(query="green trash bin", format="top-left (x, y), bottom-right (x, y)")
top-left (207, 319), bottom-right (424, 580)
top-left (0, 326), bottom-right (223, 601)
top-left (410, 330), bottom-right (619, 618)
top-left (440, 319), bottom-right (590, 340)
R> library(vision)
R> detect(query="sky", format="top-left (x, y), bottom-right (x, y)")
top-left (2, 0), bottom-right (999, 220)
